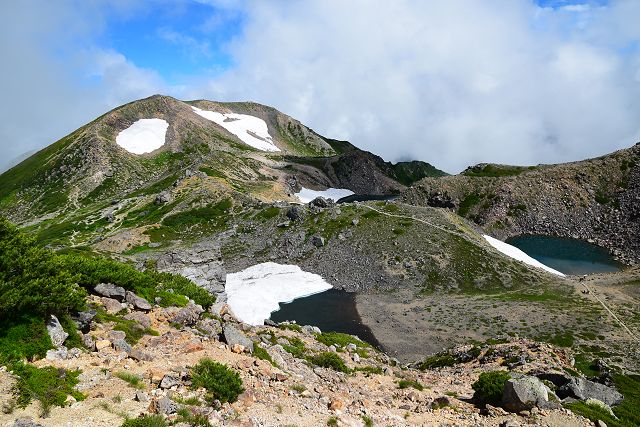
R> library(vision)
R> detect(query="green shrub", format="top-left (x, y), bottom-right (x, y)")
top-left (398, 379), bottom-right (424, 391)
top-left (121, 415), bottom-right (168, 427)
top-left (362, 415), bottom-right (373, 427)
top-left (253, 346), bottom-right (276, 366)
top-left (457, 194), bottom-right (481, 217)
top-left (175, 408), bottom-right (212, 427)
top-left (354, 366), bottom-right (383, 375)
top-left (418, 353), bottom-right (457, 370)
top-left (327, 416), bottom-right (339, 426)
top-left (0, 315), bottom-right (52, 364)
top-left (190, 358), bottom-right (244, 404)
top-left (471, 371), bottom-right (511, 406)
top-left (94, 308), bottom-right (158, 345)
top-left (308, 352), bottom-right (350, 373)
top-left (12, 363), bottom-right (84, 417)
top-left (315, 332), bottom-right (371, 349)
top-left (114, 371), bottom-right (144, 389)
top-left (282, 336), bottom-right (307, 359)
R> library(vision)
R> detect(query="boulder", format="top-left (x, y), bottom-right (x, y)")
top-left (223, 324), bottom-right (254, 353)
top-left (129, 349), bottom-right (154, 362)
top-left (311, 235), bottom-right (326, 247)
top-left (310, 196), bottom-right (329, 208)
top-left (502, 375), bottom-right (549, 413)
top-left (196, 318), bottom-right (222, 337)
top-left (159, 374), bottom-right (181, 389)
top-left (70, 309), bottom-right (97, 333)
top-left (286, 206), bottom-right (303, 221)
top-left (82, 334), bottom-right (96, 351)
top-left (94, 283), bottom-right (126, 300)
top-left (112, 338), bottom-right (132, 354)
top-left (557, 377), bottom-right (623, 407)
top-left (46, 315), bottom-right (68, 347)
top-left (13, 419), bottom-right (48, 427)
top-left (171, 303), bottom-right (204, 326)
top-left (95, 339), bottom-right (112, 351)
top-left (155, 191), bottom-right (172, 205)
top-left (124, 312), bottom-right (152, 329)
top-left (125, 291), bottom-right (152, 311)
top-left (155, 396), bottom-right (178, 415)
top-left (101, 297), bottom-right (124, 314)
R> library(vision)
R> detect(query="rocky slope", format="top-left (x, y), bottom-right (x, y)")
top-left (402, 144), bottom-right (640, 265)
top-left (0, 285), bottom-right (628, 427)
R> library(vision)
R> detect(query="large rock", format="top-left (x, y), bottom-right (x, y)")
top-left (124, 312), bottom-right (152, 329)
top-left (125, 291), bottom-right (152, 311)
top-left (46, 315), bottom-right (68, 347)
top-left (101, 297), bottom-right (124, 314)
top-left (310, 196), bottom-right (329, 208)
top-left (13, 419), bottom-right (48, 427)
top-left (156, 244), bottom-right (226, 293)
top-left (223, 324), bottom-right (254, 353)
top-left (70, 309), bottom-right (97, 333)
top-left (502, 375), bottom-right (549, 413)
top-left (170, 302), bottom-right (204, 326)
top-left (94, 283), bottom-right (126, 300)
top-left (557, 377), bottom-right (623, 407)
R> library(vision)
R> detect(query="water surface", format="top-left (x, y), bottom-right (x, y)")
top-left (505, 235), bottom-right (623, 275)
top-left (270, 289), bottom-right (382, 348)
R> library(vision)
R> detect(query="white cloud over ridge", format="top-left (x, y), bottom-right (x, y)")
top-left (1, 0), bottom-right (640, 174)
top-left (198, 0), bottom-right (640, 172)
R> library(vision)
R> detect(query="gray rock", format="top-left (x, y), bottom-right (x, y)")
top-left (82, 334), bottom-right (96, 351)
top-left (155, 191), bottom-right (172, 205)
top-left (196, 318), bottom-right (222, 337)
top-left (310, 196), bottom-right (329, 208)
top-left (312, 235), bottom-right (325, 247)
top-left (45, 347), bottom-right (68, 361)
top-left (557, 377), bottom-right (623, 406)
top-left (94, 283), bottom-right (126, 300)
top-left (125, 291), bottom-right (152, 311)
top-left (160, 374), bottom-right (181, 389)
top-left (70, 309), bottom-right (97, 332)
top-left (286, 206), bottom-right (303, 221)
top-left (129, 349), bottom-right (154, 362)
top-left (123, 312), bottom-right (152, 329)
top-left (156, 396), bottom-right (178, 414)
top-left (108, 330), bottom-right (127, 341)
top-left (46, 315), bottom-right (68, 347)
top-left (171, 303), bottom-right (204, 326)
top-left (101, 297), bottom-right (124, 314)
top-left (135, 390), bottom-right (149, 402)
top-left (156, 244), bottom-right (226, 293)
top-left (13, 419), bottom-right (48, 427)
top-left (502, 375), bottom-right (549, 412)
top-left (112, 338), bottom-right (132, 354)
top-left (223, 324), bottom-right (254, 353)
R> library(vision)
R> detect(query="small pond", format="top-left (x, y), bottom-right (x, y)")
top-left (270, 289), bottom-right (382, 348)
top-left (505, 235), bottom-right (623, 276)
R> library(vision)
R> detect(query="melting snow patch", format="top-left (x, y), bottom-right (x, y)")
top-left (225, 262), bottom-right (333, 325)
top-left (295, 187), bottom-right (355, 203)
top-left (483, 235), bottom-right (565, 277)
top-left (115, 119), bottom-right (169, 154)
top-left (191, 106), bottom-right (280, 152)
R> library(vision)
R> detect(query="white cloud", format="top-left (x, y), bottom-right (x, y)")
top-left (194, 0), bottom-right (640, 172)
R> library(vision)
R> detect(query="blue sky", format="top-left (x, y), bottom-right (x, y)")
top-left (1, 0), bottom-right (639, 173)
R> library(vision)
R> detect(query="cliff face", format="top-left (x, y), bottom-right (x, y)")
top-left (402, 143), bottom-right (640, 264)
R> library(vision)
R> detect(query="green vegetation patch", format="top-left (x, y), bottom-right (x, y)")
top-left (315, 331), bottom-right (371, 349)
top-left (308, 352), bottom-right (350, 373)
top-left (162, 198), bottom-right (232, 229)
top-left (457, 193), bottom-right (481, 217)
top-left (114, 371), bottom-right (145, 389)
top-left (94, 308), bottom-right (158, 345)
top-left (398, 379), bottom-right (424, 391)
top-left (0, 315), bottom-right (52, 364)
top-left (471, 370), bottom-right (511, 406)
top-left (418, 353), bottom-right (458, 370)
top-left (12, 363), bottom-right (84, 417)
top-left (190, 358), bottom-right (244, 404)
top-left (121, 415), bottom-right (168, 427)
top-left (463, 164), bottom-right (536, 177)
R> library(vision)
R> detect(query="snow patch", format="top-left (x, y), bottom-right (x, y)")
top-left (225, 262), bottom-right (333, 325)
top-left (191, 106), bottom-right (280, 152)
top-left (295, 186), bottom-right (355, 203)
top-left (115, 119), bottom-right (169, 154)
top-left (483, 235), bottom-right (566, 277)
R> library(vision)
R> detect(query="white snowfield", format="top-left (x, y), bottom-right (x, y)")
top-left (483, 235), bottom-right (565, 277)
top-left (295, 186), bottom-right (355, 203)
top-left (191, 106), bottom-right (280, 152)
top-left (115, 119), bottom-right (169, 154)
top-left (225, 262), bottom-right (333, 325)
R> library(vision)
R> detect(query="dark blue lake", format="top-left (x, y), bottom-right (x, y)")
top-left (505, 235), bottom-right (623, 275)
top-left (270, 289), bottom-right (382, 348)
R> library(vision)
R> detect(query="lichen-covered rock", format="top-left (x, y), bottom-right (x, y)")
top-left (94, 283), bottom-right (126, 300)
top-left (502, 375), bottom-right (549, 412)
top-left (223, 324), bottom-right (254, 353)
top-left (46, 315), bottom-right (68, 347)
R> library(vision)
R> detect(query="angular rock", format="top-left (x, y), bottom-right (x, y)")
top-left (82, 334), bottom-right (96, 351)
top-left (160, 374), bottom-right (181, 389)
top-left (310, 196), bottom-right (329, 208)
top-left (557, 377), bottom-right (623, 407)
top-left (45, 347), bottom-right (68, 361)
top-left (311, 235), bottom-right (325, 247)
top-left (155, 191), bottom-right (172, 205)
top-left (95, 339), bottom-right (111, 351)
top-left (155, 396), bottom-right (178, 415)
top-left (502, 375), bottom-right (549, 413)
top-left (124, 312), bottom-right (152, 329)
top-left (108, 330), bottom-right (127, 341)
top-left (223, 324), bottom-right (254, 353)
top-left (101, 297), bottom-right (124, 314)
top-left (13, 419), bottom-right (48, 427)
top-left (125, 291), bottom-right (152, 311)
top-left (70, 309), bottom-right (97, 333)
top-left (129, 349), bottom-right (154, 362)
top-left (286, 206), bottom-right (303, 221)
top-left (195, 318), bottom-right (222, 337)
top-left (46, 315), bottom-right (68, 347)
top-left (94, 283), bottom-right (126, 300)
top-left (135, 390), bottom-right (149, 402)
top-left (112, 338), bottom-right (132, 354)
top-left (171, 303), bottom-right (204, 326)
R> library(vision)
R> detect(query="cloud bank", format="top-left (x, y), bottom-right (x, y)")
top-left (1, 0), bottom-right (639, 173)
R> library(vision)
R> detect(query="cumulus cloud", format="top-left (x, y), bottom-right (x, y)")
top-left (196, 0), bottom-right (640, 172)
